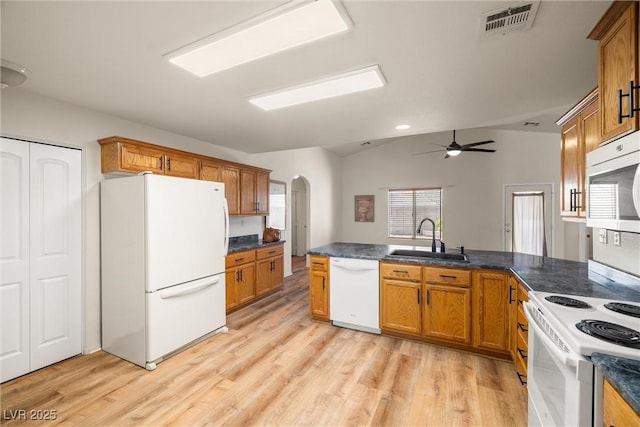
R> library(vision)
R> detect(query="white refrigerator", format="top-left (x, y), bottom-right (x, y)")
top-left (101, 174), bottom-right (229, 369)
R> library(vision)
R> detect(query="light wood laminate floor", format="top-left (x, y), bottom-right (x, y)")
top-left (1, 256), bottom-right (527, 426)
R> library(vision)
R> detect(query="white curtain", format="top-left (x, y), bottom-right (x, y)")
top-left (513, 193), bottom-right (546, 256)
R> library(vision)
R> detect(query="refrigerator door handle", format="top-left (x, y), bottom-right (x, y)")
top-left (158, 276), bottom-right (220, 300)
top-left (222, 197), bottom-right (230, 256)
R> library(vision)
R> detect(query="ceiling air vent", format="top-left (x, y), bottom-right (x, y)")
top-left (480, 1), bottom-right (540, 39)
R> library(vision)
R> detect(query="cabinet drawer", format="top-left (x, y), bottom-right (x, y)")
top-left (515, 352), bottom-right (527, 386)
top-left (256, 245), bottom-right (283, 260)
top-left (517, 304), bottom-right (529, 335)
top-left (310, 256), bottom-right (329, 272)
top-left (380, 263), bottom-right (422, 282)
top-left (517, 284), bottom-right (529, 303)
top-left (423, 267), bottom-right (471, 286)
top-left (225, 250), bottom-right (256, 268)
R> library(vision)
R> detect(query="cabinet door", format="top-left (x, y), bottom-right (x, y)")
top-left (309, 269), bottom-right (329, 319)
top-left (271, 255), bottom-right (284, 289)
top-left (255, 258), bottom-right (272, 296)
top-left (473, 272), bottom-right (511, 353)
top-left (423, 284), bottom-right (471, 345)
top-left (561, 120), bottom-right (580, 217)
top-left (164, 152), bottom-right (199, 179)
top-left (240, 169), bottom-right (257, 214)
top-left (225, 269), bottom-right (238, 311)
top-left (221, 166), bottom-right (240, 215)
top-left (0, 139), bottom-right (30, 382)
top-left (599, 2), bottom-right (638, 142)
top-left (236, 264), bottom-right (256, 304)
top-left (603, 380), bottom-right (640, 427)
top-left (200, 159), bottom-right (222, 182)
top-left (255, 171), bottom-right (270, 215)
top-left (120, 143), bottom-right (165, 174)
top-left (579, 100), bottom-right (601, 217)
top-left (380, 279), bottom-right (421, 335)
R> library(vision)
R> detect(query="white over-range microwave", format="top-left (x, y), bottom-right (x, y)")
top-left (586, 132), bottom-right (640, 233)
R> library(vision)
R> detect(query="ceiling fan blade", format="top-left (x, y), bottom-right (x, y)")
top-left (461, 148), bottom-right (496, 153)
top-left (461, 140), bottom-right (495, 148)
top-left (412, 149), bottom-right (446, 156)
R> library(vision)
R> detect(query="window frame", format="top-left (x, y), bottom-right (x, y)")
top-left (388, 187), bottom-right (443, 240)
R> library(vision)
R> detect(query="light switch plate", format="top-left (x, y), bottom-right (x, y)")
top-left (613, 232), bottom-right (621, 246)
top-left (599, 229), bottom-right (607, 244)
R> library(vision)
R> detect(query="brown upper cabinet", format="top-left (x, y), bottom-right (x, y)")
top-left (98, 136), bottom-right (270, 216)
top-left (557, 89), bottom-right (600, 220)
top-left (589, 1), bottom-right (639, 143)
top-left (240, 169), bottom-right (269, 215)
top-left (99, 136), bottom-right (199, 179)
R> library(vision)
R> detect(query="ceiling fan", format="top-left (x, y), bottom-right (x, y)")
top-left (413, 130), bottom-right (496, 159)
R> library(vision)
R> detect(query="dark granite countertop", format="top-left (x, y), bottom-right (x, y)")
top-left (228, 234), bottom-right (285, 253)
top-left (307, 242), bottom-right (640, 302)
top-left (591, 353), bottom-right (640, 416)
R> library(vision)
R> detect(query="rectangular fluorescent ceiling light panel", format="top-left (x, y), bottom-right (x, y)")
top-left (249, 65), bottom-right (386, 111)
top-left (167, 0), bottom-right (352, 77)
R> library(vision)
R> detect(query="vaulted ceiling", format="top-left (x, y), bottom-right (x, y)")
top-left (1, 1), bottom-right (609, 156)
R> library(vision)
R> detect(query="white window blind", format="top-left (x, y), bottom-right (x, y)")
top-left (388, 188), bottom-right (442, 239)
top-left (589, 183), bottom-right (618, 219)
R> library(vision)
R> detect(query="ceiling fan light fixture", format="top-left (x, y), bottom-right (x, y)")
top-left (166, 0), bottom-right (352, 77)
top-left (1, 59), bottom-right (30, 89)
top-left (447, 149), bottom-right (461, 157)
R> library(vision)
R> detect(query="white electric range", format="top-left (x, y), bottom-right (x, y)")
top-left (524, 291), bottom-right (640, 426)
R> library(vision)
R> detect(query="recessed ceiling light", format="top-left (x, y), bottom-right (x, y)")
top-left (395, 124), bottom-right (411, 130)
top-left (249, 65), bottom-right (386, 111)
top-left (166, 0), bottom-right (352, 77)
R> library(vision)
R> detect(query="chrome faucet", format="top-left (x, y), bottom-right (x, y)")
top-left (416, 218), bottom-right (437, 253)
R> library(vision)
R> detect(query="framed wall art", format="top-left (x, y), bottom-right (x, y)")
top-left (355, 195), bottom-right (375, 222)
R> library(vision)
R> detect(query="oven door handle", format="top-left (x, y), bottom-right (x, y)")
top-left (524, 302), bottom-right (582, 368)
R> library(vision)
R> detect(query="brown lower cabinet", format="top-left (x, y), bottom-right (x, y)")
top-left (225, 244), bottom-right (284, 313)
top-left (379, 262), bottom-right (517, 360)
top-left (511, 277), bottom-right (529, 386)
top-left (473, 271), bottom-right (512, 354)
top-left (381, 264), bottom-right (474, 346)
top-left (423, 267), bottom-right (472, 345)
top-left (309, 256), bottom-right (330, 321)
top-left (255, 245), bottom-right (284, 296)
top-left (603, 379), bottom-right (640, 427)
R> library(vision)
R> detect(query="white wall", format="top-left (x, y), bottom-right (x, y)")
top-left (593, 229), bottom-right (640, 276)
top-left (340, 129), bottom-right (567, 258)
top-left (1, 89), bottom-right (342, 354)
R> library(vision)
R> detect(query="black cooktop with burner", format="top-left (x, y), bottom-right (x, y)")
top-left (576, 319), bottom-right (640, 348)
top-left (545, 295), bottom-right (592, 309)
top-left (604, 302), bottom-right (640, 319)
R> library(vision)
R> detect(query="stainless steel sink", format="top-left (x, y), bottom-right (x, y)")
top-left (387, 249), bottom-right (468, 262)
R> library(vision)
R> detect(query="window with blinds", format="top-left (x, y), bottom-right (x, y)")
top-left (388, 188), bottom-right (442, 239)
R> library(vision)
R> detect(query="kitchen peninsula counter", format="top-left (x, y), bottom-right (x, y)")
top-left (307, 242), bottom-right (640, 302)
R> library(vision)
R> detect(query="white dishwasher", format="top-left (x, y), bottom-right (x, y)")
top-left (329, 257), bottom-right (380, 334)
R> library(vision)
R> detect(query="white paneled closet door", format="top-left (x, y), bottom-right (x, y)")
top-left (0, 138), bottom-right (81, 382)
top-left (29, 143), bottom-right (82, 372)
top-left (0, 139), bottom-right (30, 381)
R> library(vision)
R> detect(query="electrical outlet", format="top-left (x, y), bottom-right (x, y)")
top-left (599, 229), bottom-right (607, 244)
top-left (613, 232), bottom-right (621, 246)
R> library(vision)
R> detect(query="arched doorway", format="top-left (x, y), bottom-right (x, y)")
top-left (291, 176), bottom-right (309, 257)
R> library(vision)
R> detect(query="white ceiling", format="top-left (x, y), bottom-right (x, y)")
top-left (1, 1), bottom-right (609, 157)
